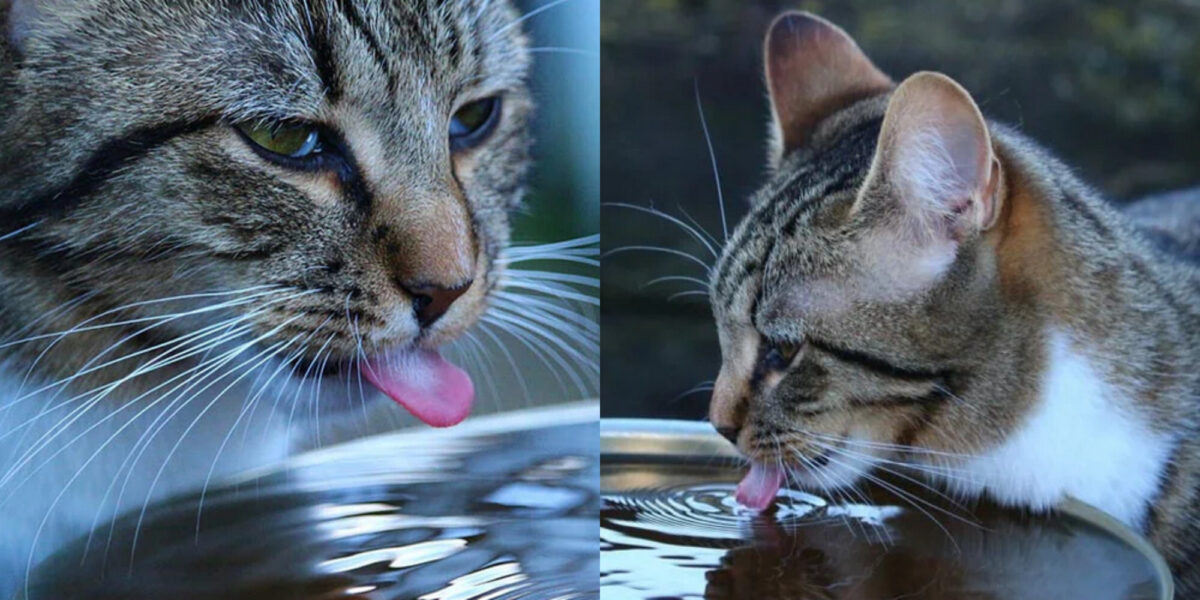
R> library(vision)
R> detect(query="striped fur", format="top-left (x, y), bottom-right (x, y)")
top-left (709, 11), bottom-right (1200, 593)
top-left (0, 0), bottom-right (532, 591)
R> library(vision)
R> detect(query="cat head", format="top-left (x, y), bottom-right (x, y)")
top-left (0, 0), bottom-right (533, 426)
top-left (709, 12), bottom-right (1007, 489)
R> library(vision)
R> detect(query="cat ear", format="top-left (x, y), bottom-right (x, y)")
top-left (764, 11), bottom-right (892, 158)
top-left (861, 71), bottom-right (1002, 241)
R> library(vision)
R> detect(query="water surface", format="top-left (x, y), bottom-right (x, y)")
top-left (27, 412), bottom-right (599, 600)
top-left (601, 463), bottom-right (1166, 600)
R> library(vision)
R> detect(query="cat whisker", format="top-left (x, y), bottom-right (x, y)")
top-left (241, 314), bottom-right (333, 449)
top-left (808, 439), bottom-right (979, 511)
top-left (505, 233), bottom-right (599, 254)
top-left (492, 292), bottom-right (599, 336)
top-left (500, 279), bottom-right (599, 305)
top-left (2, 288), bottom-right (308, 415)
top-left (286, 331), bottom-right (337, 440)
top-left (604, 203), bottom-right (719, 259)
top-left (676, 204), bottom-right (723, 251)
top-left (490, 293), bottom-right (598, 339)
top-left (0, 316), bottom-right (264, 487)
top-left (488, 304), bottom-right (598, 357)
top-left (481, 315), bottom-right (586, 397)
top-left (460, 330), bottom-right (511, 410)
top-left (6, 290), bottom-right (97, 355)
top-left (499, 235), bottom-right (599, 270)
top-left (0, 220), bottom-right (41, 242)
top-left (309, 332), bottom-right (340, 449)
top-left (107, 319), bottom-right (305, 527)
top-left (667, 290), bottom-right (710, 302)
top-left (191, 331), bottom-right (309, 543)
top-left (486, 308), bottom-right (596, 376)
top-left (0, 284), bottom-right (284, 350)
top-left (21, 316), bottom-right (299, 589)
top-left (694, 80), bottom-right (728, 241)
top-left (816, 451), bottom-right (964, 551)
top-left (487, 0), bottom-right (576, 43)
top-left (472, 323), bottom-right (533, 406)
top-left (503, 268), bottom-right (598, 288)
top-left (670, 381), bottom-right (715, 404)
top-left (785, 442), bottom-right (882, 545)
top-left (798, 429), bottom-right (978, 460)
top-left (193, 335), bottom-right (303, 542)
top-left (347, 311), bottom-right (372, 431)
top-left (641, 275), bottom-right (710, 291)
top-left (128, 321), bottom-right (304, 567)
top-left (527, 46), bottom-right (598, 58)
top-left (602, 245), bottom-right (712, 274)
top-left (0, 319), bottom-right (262, 447)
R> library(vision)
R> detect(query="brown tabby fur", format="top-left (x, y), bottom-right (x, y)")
top-left (709, 11), bottom-right (1200, 594)
top-left (0, 0), bottom-right (536, 590)
top-left (0, 0), bottom-right (532, 398)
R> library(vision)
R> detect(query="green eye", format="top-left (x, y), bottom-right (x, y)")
top-left (236, 122), bottom-right (321, 158)
top-left (449, 97), bottom-right (501, 150)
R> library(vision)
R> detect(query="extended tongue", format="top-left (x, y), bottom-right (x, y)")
top-left (361, 349), bottom-right (474, 428)
top-left (735, 462), bottom-right (784, 511)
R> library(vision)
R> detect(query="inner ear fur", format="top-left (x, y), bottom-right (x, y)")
top-left (860, 71), bottom-right (1003, 241)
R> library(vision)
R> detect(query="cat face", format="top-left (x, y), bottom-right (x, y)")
top-left (708, 13), bottom-right (1006, 491)
top-left (0, 0), bottom-right (532, 425)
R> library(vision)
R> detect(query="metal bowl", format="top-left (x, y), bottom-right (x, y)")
top-left (601, 418), bottom-right (1174, 600)
top-left (23, 403), bottom-right (600, 600)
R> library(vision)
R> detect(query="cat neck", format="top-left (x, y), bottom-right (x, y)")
top-left (991, 125), bottom-right (1200, 386)
top-left (940, 127), bottom-right (1200, 528)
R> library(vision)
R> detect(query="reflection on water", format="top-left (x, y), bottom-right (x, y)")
top-left (601, 464), bottom-right (1165, 600)
top-left (26, 418), bottom-right (598, 600)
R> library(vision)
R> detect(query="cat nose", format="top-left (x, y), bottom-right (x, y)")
top-left (403, 281), bottom-right (472, 327)
top-left (715, 425), bottom-right (741, 446)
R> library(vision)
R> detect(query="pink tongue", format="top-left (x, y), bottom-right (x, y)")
top-left (361, 349), bottom-right (474, 428)
top-left (735, 463), bottom-right (784, 511)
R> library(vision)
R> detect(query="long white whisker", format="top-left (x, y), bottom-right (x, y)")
top-left (694, 80), bottom-right (728, 241)
top-left (602, 245), bottom-right (712, 273)
top-left (487, 0), bottom-right (576, 42)
top-left (604, 202), bottom-right (718, 258)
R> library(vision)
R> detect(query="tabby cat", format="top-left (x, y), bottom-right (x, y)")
top-left (0, 0), bottom-right (533, 591)
top-left (708, 11), bottom-right (1200, 594)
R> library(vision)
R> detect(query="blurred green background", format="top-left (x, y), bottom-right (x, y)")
top-left (601, 0), bottom-right (1200, 419)
top-left (518, 0), bottom-right (599, 244)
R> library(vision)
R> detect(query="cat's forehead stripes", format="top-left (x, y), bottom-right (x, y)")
top-left (300, 0), bottom-right (509, 104)
top-left (0, 0), bottom-right (526, 224)
top-left (710, 112), bottom-right (884, 321)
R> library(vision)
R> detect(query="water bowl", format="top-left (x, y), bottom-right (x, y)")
top-left (600, 419), bottom-right (1173, 600)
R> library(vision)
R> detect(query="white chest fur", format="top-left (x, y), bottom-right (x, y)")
top-left (941, 330), bottom-right (1174, 529)
top-left (0, 360), bottom-right (294, 594)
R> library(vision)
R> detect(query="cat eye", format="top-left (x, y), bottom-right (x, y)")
top-left (235, 121), bottom-right (323, 159)
top-left (764, 340), bottom-right (802, 371)
top-left (449, 97), bottom-right (501, 151)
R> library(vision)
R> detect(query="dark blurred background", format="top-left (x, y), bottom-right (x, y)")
top-left (601, 0), bottom-right (1200, 419)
